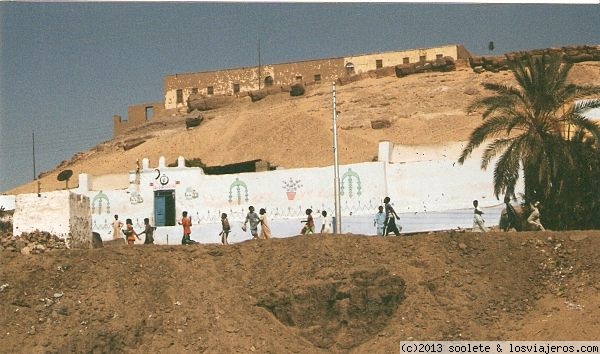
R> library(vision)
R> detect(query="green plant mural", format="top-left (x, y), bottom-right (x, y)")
top-left (340, 168), bottom-right (362, 198)
top-left (229, 178), bottom-right (249, 205)
top-left (91, 191), bottom-right (110, 214)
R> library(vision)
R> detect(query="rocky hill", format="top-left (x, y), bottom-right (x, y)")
top-left (6, 59), bottom-right (600, 195)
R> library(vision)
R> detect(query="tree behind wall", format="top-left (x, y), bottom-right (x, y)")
top-left (458, 53), bottom-right (600, 230)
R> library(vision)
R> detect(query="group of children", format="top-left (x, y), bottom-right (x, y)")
top-left (111, 214), bottom-right (156, 246)
top-left (109, 196), bottom-right (406, 247)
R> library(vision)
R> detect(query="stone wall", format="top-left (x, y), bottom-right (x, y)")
top-left (68, 192), bottom-right (92, 249)
top-left (162, 44), bottom-right (468, 110)
top-left (164, 57), bottom-right (344, 110)
top-left (470, 44), bottom-right (600, 73)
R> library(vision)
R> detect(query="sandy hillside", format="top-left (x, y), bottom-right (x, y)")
top-left (1, 230), bottom-right (599, 353)
top-left (7, 61), bottom-right (600, 195)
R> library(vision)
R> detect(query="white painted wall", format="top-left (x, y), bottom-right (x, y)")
top-left (0, 195), bottom-right (15, 210)
top-left (11, 140), bottom-right (516, 245)
top-left (13, 191), bottom-right (73, 237)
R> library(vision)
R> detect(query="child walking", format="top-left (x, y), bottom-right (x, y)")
top-left (300, 208), bottom-right (315, 235)
top-left (220, 213), bottom-right (231, 245)
top-left (123, 218), bottom-right (140, 245)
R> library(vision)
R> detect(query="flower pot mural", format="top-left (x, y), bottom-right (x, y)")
top-left (282, 178), bottom-right (302, 201)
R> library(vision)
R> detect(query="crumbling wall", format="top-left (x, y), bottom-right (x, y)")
top-left (470, 45), bottom-right (600, 72)
top-left (68, 192), bottom-right (92, 249)
top-left (113, 101), bottom-right (165, 137)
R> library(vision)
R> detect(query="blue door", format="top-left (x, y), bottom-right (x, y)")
top-left (154, 190), bottom-right (175, 226)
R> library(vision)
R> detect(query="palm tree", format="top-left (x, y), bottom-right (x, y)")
top-left (458, 53), bottom-right (600, 212)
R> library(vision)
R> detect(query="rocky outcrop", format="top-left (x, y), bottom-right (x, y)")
top-left (395, 57), bottom-right (456, 77)
top-left (187, 94), bottom-right (236, 112)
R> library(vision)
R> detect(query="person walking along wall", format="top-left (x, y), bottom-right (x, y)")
top-left (383, 197), bottom-right (402, 236)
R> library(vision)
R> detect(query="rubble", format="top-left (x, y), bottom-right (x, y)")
top-left (0, 230), bottom-right (67, 254)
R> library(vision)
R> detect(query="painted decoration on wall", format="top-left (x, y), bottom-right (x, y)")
top-left (91, 191), bottom-right (110, 215)
top-left (282, 177), bottom-right (303, 200)
top-left (228, 178), bottom-right (249, 205)
top-left (340, 168), bottom-right (362, 198)
top-left (129, 191), bottom-right (143, 205)
top-left (185, 187), bottom-right (199, 200)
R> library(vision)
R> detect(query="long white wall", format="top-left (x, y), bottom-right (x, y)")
top-left (10, 141), bottom-right (514, 245)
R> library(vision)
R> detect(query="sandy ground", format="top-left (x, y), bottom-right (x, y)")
top-left (7, 61), bottom-right (600, 195)
top-left (1, 230), bottom-right (599, 353)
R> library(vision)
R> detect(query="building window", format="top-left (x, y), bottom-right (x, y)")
top-left (191, 87), bottom-right (198, 94)
top-left (295, 75), bottom-right (303, 81)
top-left (436, 54), bottom-right (443, 60)
top-left (233, 83), bottom-right (240, 94)
top-left (403, 57), bottom-right (410, 64)
top-left (207, 86), bottom-right (214, 95)
top-left (154, 190), bottom-right (175, 226)
top-left (314, 74), bottom-right (321, 82)
top-left (176, 89), bottom-right (183, 104)
top-left (145, 106), bottom-right (153, 121)
top-left (419, 55), bottom-right (426, 63)
top-left (264, 76), bottom-right (273, 87)
top-left (345, 62), bottom-right (355, 75)
top-left (376, 59), bottom-right (383, 69)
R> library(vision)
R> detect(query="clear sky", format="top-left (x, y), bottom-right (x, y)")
top-left (1, 2), bottom-right (599, 193)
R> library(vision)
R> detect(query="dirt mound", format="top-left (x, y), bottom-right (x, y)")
top-left (1, 231), bottom-right (599, 353)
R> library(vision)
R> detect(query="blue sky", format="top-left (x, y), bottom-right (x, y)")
top-left (1, 2), bottom-right (599, 193)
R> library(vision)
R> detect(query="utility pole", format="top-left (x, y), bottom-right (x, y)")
top-left (258, 39), bottom-right (261, 90)
top-left (33, 131), bottom-right (40, 197)
top-left (32, 131), bottom-right (36, 180)
top-left (332, 83), bottom-right (342, 233)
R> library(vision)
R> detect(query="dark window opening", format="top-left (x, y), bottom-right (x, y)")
top-left (376, 59), bottom-right (383, 69)
top-left (233, 83), bottom-right (240, 94)
top-left (345, 62), bottom-right (355, 75)
top-left (264, 76), bottom-right (273, 87)
top-left (176, 89), bottom-right (183, 104)
top-left (295, 75), bottom-right (302, 81)
top-left (436, 54), bottom-right (443, 60)
top-left (154, 190), bottom-right (175, 226)
top-left (191, 87), bottom-right (198, 94)
top-left (314, 74), bottom-right (321, 82)
top-left (403, 57), bottom-right (410, 64)
top-left (145, 106), bottom-right (153, 121)
top-left (207, 86), bottom-right (214, 95)
top-left (419, 55), bottom-right (426, 63)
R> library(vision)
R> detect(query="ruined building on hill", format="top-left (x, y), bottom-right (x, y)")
top-left (112, 44), bottom-right (471, 136)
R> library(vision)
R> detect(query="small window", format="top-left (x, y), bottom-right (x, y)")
top-left (264, 76), bottom-right (273, 87)
top-left (345, 62), bottom-right (355, 75)
top-left (154, 190), bottom-right (175, 226)
top-left (176, 89), bottom-right (183, 104)
top-left (233, 83), bottom-right (240, 94)
top-left (403, 57), bottom-right (410, 64)
top-left (207, 86), bottom-right (214, 95)
top-left (191, 87), bottom-right (198, 94)
top-left (145, 106), bottom-right (153, 121)
top-left (419, 55), bottom-right (426, 63)
top-left (314, 74), bottom-right (321, 82)
top-left (295, 75), bottom-right (303, 81)
top-left (376, 59), bottom-right (383, 69)
top-left (436, 54), bottom-right (443, 60)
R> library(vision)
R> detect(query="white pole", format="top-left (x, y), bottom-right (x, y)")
top-left (332, 83), bottom-right (342, 233)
